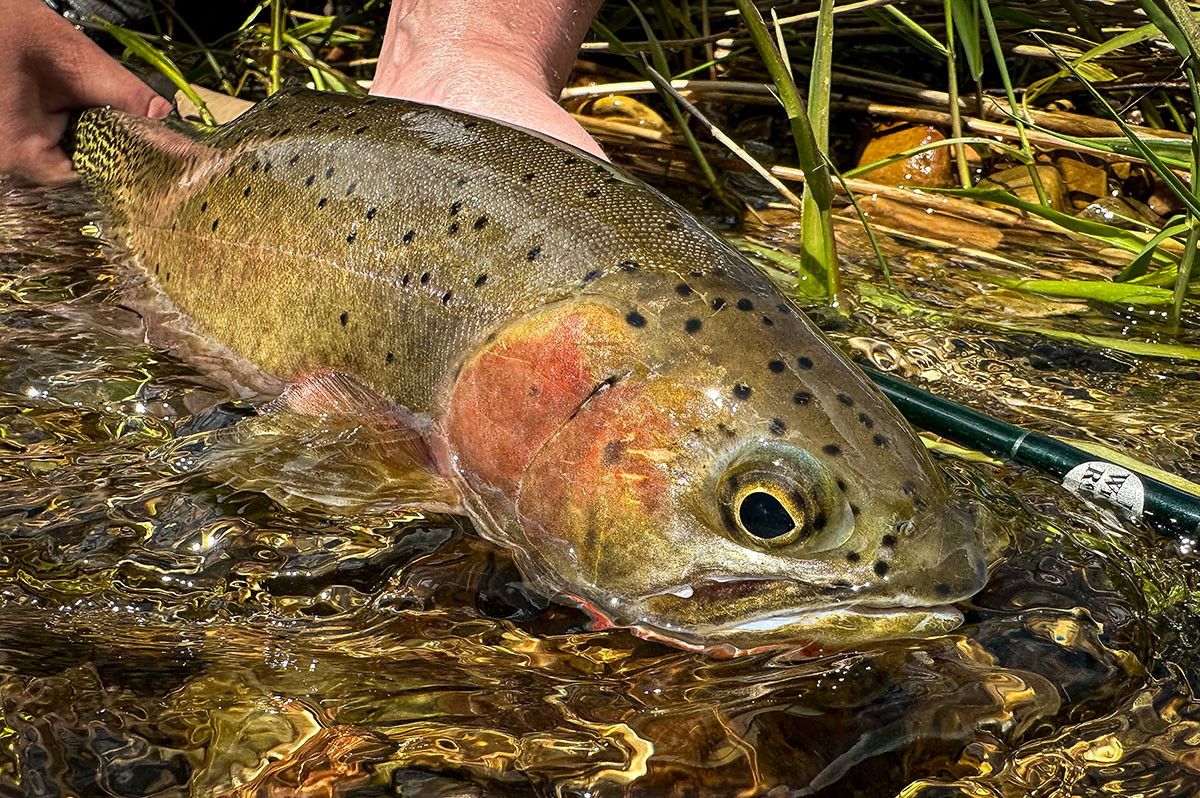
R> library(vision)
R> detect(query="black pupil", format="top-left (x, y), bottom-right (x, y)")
top-left (739, 492), bottom-right (795, 539)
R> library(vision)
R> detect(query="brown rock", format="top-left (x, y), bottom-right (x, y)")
top-left (856, 125), bottom-right (953, 188)
top-left (978, 164), bottom-right (1067, 212)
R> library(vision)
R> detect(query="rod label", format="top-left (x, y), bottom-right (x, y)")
top-left (1062, 461), bottom-right (1145, 520)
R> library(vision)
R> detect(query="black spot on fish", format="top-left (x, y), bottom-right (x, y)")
top-left (858, 412), bottom-right (874, 429)
top-left (441, 291), bottom-right (453, 304)
top-left (935, 583), bottom-right (952, 597)
top-left (475, 274), bottom-right (489, 287)
top-left (737, 298), bottom-right (754, 311)
top-left (813, 510), bottom-right (826, 531)
top-left (200, 201), bottom-right (207, 212)
top-left (712, 266), bottom-right (727, 277)
top-left (684, 318), bottom-right (702, 334)
top-left (881, 534), bottom-right (897, 548)
top-left (675, 283), bottom-right (692, 297)
top-left (346, 232), bottom-right (357, 244)
top-left (211, 219), bottom-right (219, 232)
top-left (837, 394), bottom-right (855, 406)
top-left (420, 272), bottom-right (431, 284)
top-left (325, 167), bottom-right (335, 179)
top-left (448, 222), bottom-right (459, 234)
top-left (330, 125), bottom-right (341, 133)
top-left (243, 185), bottom-right (251, 197)
top-left (317, 106), bottom-right (331, 114)
top-left (306, 175), bottom-right (316, 186)
top-left (768, 360), bottom-right (785, 373)
top-left (402, 273), bottom-right (410, 286)
top-left (762, 316), bottom-right (774, 326)
top-left (564, 156), bottom-right (580, 165)
top-left (527, 244), bottom-right (542, 261)
top-left (712, 297), bottom-right (726, 310)
top-left (846, 551), bottom-right (860, 563)
top-left (822, 444), bottom-right (842, 456)
top-left (353, 126), bottom-right (368, 134)
top-left (450, 200), bottom-right (463, 216)
top-left (850, 504), bottom-right (860, 516)
top-left (777, 303), bottom-right (792, 314)
top-left (902, 481), bottom-right (917, 497)
top-left (364, 98), bottom-right (378, 105)
top-left (250, 162), bottom-right (260, 173)
top-left (793, 391), bottom-right (812, 405)
top-left (456, 176), bottom-right (470, 188)
top-left (339, 312), bottom-right (348, 326)
top-left (874, 561), bottom-right (889, 577)
top-left (226, 165), bottom-right (236, 177)
top-left (769, 418), bottom-right (786, 435)
top-left (463, 120), bottom-right (478, 129)
top-left (474, 215), bottom-right (488, 230)
top-left (837, 478), bottom-right (847, 491)
top-left (344, 110), bottom-right (357, 119)
top-left (346, 182), bottom-right (356, 195)
top-left (386, 352), bottom-right (394, 364)
top-left (595, 165), bottom-right (607, 175)
top-left (289, 154), bottom-right (300, 165)
top-left (583, 269), bottom-right (601, 282)
top-left (262, 161), bottom-right (271, 174)
top-left (522, 172), bottom-right (535, 182)
top-left (873, 434), bottom-right (890, 448)
top-left (619, 259), bottom-right (639, 272)
top-left (664, 221), bottom-right (682, 231)
top-left (403, 230), bottom-right (415, 244)
top-left (797, 356), bottom-right (814, 369)
top-left (584, 188), bottom-right (601, 198)
top-left (626, 311), bottom-right (647, 328)
top-left (307, 120), bottom-right (320, 129)
top-left (366, 207), bottom-right (376, 221)
top-left (732, 384), bottom-right (752, 400)
top-left (318, 197), bottom-right (328, 208)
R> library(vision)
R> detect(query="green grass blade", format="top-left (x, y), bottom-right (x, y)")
top-left (844, 136), bottom-right (1029, 178)
top-left (1001, 279), bottom-right (1180, 306)
top-left (731, 0), bottom-right (839, 301)
top-left (1117, 220), bottom-right (1190, 282)
top-left (103, 22), bottom-right (215, 125)
top-left (930, 187), bottom-right (1175, 257)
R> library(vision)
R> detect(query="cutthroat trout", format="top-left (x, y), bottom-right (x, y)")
top-left (72, 89), bottom-right (989, 655)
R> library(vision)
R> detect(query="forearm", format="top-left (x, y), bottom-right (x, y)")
top-left (377, 0), bottom-right (604, 96)
top-left (370, 0), bottom-right (606, 158)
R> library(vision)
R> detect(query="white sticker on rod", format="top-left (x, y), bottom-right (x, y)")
top-left (1062, 461), bottom-right (1146, 520)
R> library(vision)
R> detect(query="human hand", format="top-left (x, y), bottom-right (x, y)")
top-left (2, 0), bottom-right (170, 183)
top-left (371, 0), bottom-right (606, 160)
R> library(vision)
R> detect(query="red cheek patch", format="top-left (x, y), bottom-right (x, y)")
top-left (445, 303), bottom-right (637, 494)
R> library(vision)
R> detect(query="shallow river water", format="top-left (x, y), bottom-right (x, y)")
top-left (1, 180), bottom-right (1199, 797)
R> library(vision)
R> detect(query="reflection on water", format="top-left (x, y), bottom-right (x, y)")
top-left (0, 181), bottom-right (1197, 796)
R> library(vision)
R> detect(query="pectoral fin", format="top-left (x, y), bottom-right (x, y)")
top-left (158, 372), bottom-right (462, 515)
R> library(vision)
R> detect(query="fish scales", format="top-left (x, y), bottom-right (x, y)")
top-left (73, 89), bottom-right (989, 655)
top-left (76, 91), bottom-right (748, 413)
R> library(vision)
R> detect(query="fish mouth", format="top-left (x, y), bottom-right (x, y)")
top-left (624, 577), bottom-right (967, 656)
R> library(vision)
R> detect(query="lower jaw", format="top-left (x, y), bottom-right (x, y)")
top-left (628, 605), bottom-right (965, 658)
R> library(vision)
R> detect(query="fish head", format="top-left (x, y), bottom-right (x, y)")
top-left (447, 271), bottom-right (990, 656)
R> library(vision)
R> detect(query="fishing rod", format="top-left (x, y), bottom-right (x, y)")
top-left (865, 369), bottom-right (1200, 541)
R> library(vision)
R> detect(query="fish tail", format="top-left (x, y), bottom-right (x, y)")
top-left (71, 108), bottom-right (201, 225)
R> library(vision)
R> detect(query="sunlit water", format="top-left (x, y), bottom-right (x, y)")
top-left (1, 180), bottom-right (1198, 797)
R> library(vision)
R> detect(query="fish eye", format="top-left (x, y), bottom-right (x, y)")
top-left (717, 463), bottom-right (817, 548)
top-left (738, 491), bottom-right (796, 539)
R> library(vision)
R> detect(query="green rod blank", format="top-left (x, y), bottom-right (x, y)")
top-left (867, 369), bottom-right (1200, 540)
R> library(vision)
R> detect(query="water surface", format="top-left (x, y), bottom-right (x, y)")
top-left (1, 181), bottom-right (1197, 797)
